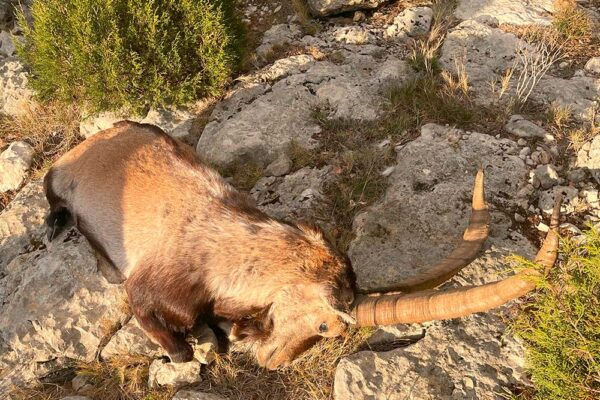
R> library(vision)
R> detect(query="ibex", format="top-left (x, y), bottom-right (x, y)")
top-left (44, 121), bottom-right (560, 369)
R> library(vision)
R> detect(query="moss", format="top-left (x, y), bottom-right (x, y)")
top-left (17, 0), bottom-right (245, 114)
top-left (511, 227), bottom-right (600, 400)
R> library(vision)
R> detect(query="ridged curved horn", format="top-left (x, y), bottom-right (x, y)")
top-left (363, 170), bottom-right (490, 294)
top-left (352, 192), bottom-right (561, 327)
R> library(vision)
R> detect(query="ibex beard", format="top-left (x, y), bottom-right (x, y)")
top-left (44, 121), bottom-right (562, 370)
top-left (44, 121), bottom-right (356, 369)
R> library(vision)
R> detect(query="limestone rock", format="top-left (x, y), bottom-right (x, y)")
top-left (0, 29), bottom-right (15, 57)
top-left (148, 359), bottom-right (202, 388)
top-left (349, 123), bottom-right (528, 291)
top-left (505, 115), bottom-right (550, 140)
top-left (538, 186), bottom-right (579, 215)
top-left (0, 234), bottom-right (127, 390)
top-left (440, 20), bottom-right (523, 103)
top-left (140, 108), bottom-right (195, 139)
top-left (251, 167), bottom-right (331, 221)
top-left (585, 57), bottom-right (600, 75)
top-left (0, 180), bottom-right (46, 268)
top-left (256, 24), bottom-right (302, 60)
top-left (264, 153), bottom-right (292, 177)
top-left (0, 141), bottom-right (34, 192)
top-left (333, 26), bottom-right (373, 44)
top-left (455, 0), bottom-right (554, 25)
top-left (532, 76), bottom-right (600, 122)
top-left (173, 390), bottom-right (227, 400)
top-left (0, 57), bottom-right (34, 116)
top-left (335, 311), bottom-right (529, 399)
top-left (197, 82), bottom-right (320, 170)
top-left (394, 6), bottom-right (433, 36)
top-left (576, 136), bottom-right (600, 184)
top-left (307, 0), bottom-right (387, 17)
top-left (258, 54), bottom-right (315, 82)
top-left (532, 164), bottom-right (559, 189)
top-left (79, 112), bottom-right (130, 138)
top-left (101, 317), bottom-right (163, 360)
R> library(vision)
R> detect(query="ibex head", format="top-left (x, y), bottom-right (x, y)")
top-left (249, 171), bottom-right (561, 369)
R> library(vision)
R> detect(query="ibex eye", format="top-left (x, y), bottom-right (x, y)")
top-left (319, 323), bottom-right (328, 333)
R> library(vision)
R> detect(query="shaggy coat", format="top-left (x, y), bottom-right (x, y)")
top-left (44, 121), bottom-right (355, 369)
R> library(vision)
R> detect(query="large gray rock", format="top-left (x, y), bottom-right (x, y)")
top-left (307, 0), bottom-right (387, 17)
top-left (440, 20), bottom-right (523, 103)
top-left (335, 309), bottom-right (529, 399)
top-left (251, 166), bottom-right (332, 221)
top-left (349, 123), bottom-right (528, 291)
top-left (197, 55), bottom-right (408, 170)
top-left (0, 57), bottom-right (34, 116)
top-left (340, 124), bottom-right (535, 398)
top-left (531, 76), bottom-right (600, 122)
top-left (0, 180), bottom-right (46, 269)
top-left (0, 234), bottom-right (127, 390)
top-left (0, 141), bottom-right (34, 192)
top-left (197, 81), bottom-right (320, 170)
top-left (576, 136), bottom-right (600, 184)
top-left (455, 0), bottom-right (554, 25)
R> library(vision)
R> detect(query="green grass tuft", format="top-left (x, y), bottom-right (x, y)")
top-left (17, 0), bottom-right (245, 114)
top-left (511, 227), bottom-right (600, 400)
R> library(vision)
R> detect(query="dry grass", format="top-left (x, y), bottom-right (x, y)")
top-left (408, 0), bottom-right (456, 73)
top-left (292, 0), bottom-right (320, 36)
top-left (0, 101), bottom-right (82, 174)
top-left (196, 327), bottom-right (373, 400)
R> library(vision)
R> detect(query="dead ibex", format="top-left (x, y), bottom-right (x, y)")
top-left (44, 121), bottom-right (561, 369)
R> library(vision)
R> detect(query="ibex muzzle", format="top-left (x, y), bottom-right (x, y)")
top-left (44, 121), bottom-right (560, 369)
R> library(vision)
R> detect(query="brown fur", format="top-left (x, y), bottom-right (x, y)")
top-left (44, 121), bottom-right (355, 369)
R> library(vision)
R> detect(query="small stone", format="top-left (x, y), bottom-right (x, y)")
top-left (514, 213), bottom-right (525, 223)
top-left (148, 359), bottom-right (202, 388)
top-left (463, 376), bottom-right (475, 389)
top-left (566, 168), bottom-right (587, 184)
top-left (518, 147), bottom-right (530, 160)
top-left (560, 222), bottom-right (582, 235)
top-left (72, 375), bottom-right (92, 392)
top-left (576, 136), bottom-right (600, 184)
top-left (173, 390), bottom-right (228, 400)
top-left (538, 186), bottom-right (579, 215)
top-left (505, 115), bottom-right (548, 139)
top-left (381, 166), bottom-right (395, 177)
top-left (533, 164), bottom-right (559, 189)
top-left (265, 154), bottom-right (293, 177)
top-left (0, 141), bottom-right (34, 192)
top-left (394, 7), bottom-right (433, 36)
top-left (517, 138), bottom-right (527, 146)
top-left (189, 324), bottom-right (219, 365)
top-left (353, 11), bottom-right (366, 22)
top-left (536, 221), bottom-right (549, 232)
top-left (584, 57), bottom-right (600, 75)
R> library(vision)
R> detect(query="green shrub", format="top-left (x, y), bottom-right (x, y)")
top-left (17, 0), bottom-right (244, 113)
top-left (511, 228), bottom-right (600, 400)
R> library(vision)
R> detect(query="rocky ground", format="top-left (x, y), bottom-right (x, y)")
top-left (1, 0), bottom-right (600, 399)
